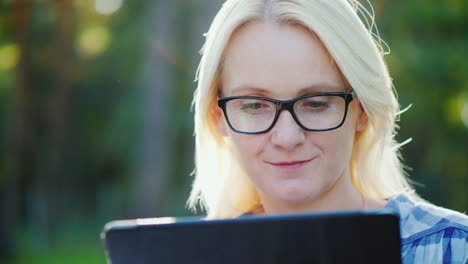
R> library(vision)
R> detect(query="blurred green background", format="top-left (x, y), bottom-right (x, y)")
top-left (0, 0), bottom-right (466, 263)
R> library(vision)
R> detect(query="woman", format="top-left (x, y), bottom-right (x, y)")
top-left (188, 0), bottom-right (468, 263)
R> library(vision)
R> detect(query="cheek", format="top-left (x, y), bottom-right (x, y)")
top-left (320, 120), bottom-right (357, 163)
top-left (308, 109), bottom-right (358, 164)
top-left (329, 131), bottom-right (354, 161)
top-left (228, 133), bottom-right (268, 164)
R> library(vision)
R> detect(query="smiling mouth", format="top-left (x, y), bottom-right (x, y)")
top-left (266, 158), bottom-right (314, 170)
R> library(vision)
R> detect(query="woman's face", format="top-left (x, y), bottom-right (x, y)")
top-left (216, 21), bottom-right (364, 212)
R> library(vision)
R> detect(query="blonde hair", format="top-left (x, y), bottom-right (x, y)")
top-left (188, 0), bottom-right (416, 219)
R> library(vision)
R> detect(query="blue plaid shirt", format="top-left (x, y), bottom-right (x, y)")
top-left (385, 194), bottom-right (468, 264)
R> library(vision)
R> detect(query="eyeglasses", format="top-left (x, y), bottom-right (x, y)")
top-left (217, 92), bottom-right (355, 134)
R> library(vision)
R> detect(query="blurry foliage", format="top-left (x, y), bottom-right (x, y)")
top-left (380, 0), bottom-right (468, 210)
top-left (0, 0), bottom-right (466, 263)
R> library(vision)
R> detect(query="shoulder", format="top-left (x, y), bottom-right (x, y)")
top-left (385, 194), bottom-right (468, 240)
top-left (385, 194), bottom-right (468, 264)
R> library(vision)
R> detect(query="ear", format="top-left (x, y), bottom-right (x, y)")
top-left (214, 105), bottom-right (228, 137)
top-left (356, 102), bottom-right (368, 132)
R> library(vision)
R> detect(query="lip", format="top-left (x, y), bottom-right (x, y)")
top-left (265, 158), bottom-right (314, 171)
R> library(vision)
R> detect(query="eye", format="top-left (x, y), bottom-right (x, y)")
top-left (237, 100), bottom-right (273, 114)
top-left (303, 101), bottom-right (329, 110)
top-left (241, 102), bottom-right (264, 110)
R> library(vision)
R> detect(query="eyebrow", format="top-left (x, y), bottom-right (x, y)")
top-left (228, 83), bottom-right (346, 97)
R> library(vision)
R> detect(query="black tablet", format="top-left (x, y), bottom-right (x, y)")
top-left (102, 210), bottom-right (401, 264)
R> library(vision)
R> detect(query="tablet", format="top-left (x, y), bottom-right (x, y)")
top-left (102, 210), bottom-right (401, 264)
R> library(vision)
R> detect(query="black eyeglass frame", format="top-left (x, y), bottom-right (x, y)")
top-left (217, 92), bottom-right (355, 134)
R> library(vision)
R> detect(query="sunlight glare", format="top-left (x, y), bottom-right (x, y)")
top-left (137, 217), bottom-right (176, 226)
top-left (95, 0), bottom-right (123, 15)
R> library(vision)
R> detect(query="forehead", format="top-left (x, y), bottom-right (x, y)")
top-left (221, 21), bottom-right (345, 98)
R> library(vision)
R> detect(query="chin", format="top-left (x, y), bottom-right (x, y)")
top-left (272, 183), bottom-right (320, 204)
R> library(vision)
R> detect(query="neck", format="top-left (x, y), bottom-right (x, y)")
top-left (259, 170), bottom-right (365, 215)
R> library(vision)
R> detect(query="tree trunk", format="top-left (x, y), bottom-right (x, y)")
top-left (133, 1), bottom-right (177, 218)
top-left (39, 0), bottom-right (76, 244)
top-left (1, 0), bottom-right (34, 258)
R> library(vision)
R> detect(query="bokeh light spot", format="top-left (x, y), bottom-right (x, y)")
top-left (0, 44), bottom-right (20, 70)
top-left (462, 102), bottom-right (468, 129)
top-left (78, 26), bottom-right (110, 58)
top-left (95, 0), bottom-right (123, 15)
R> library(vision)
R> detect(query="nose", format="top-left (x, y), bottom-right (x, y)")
top-left (270, 110), bottom-right (305, 152)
